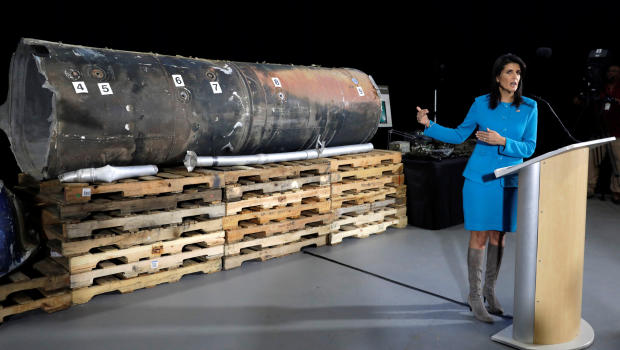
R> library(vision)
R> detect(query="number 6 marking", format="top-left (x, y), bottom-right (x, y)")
top-left (172, 74), bottom-right (185, 87)
top-left (72, 82), bottom-right (88, 94)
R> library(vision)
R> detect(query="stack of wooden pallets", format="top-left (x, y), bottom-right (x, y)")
top-left (193, 161), bottom-right (333, 270)
top-left (326, 150), bottom-right (407, 245)
top-left (1, 149), bottom-right (408, 322)
top-left (19, 168), bottom-right (226, 306)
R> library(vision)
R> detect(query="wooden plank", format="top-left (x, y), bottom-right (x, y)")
top-left (333, 198), bottom-right (396, 217)
top-left (58, 169), bottom-right (224, 203)
top-left (534, 148), bottom-right (588, 344)
top-left (0, 289), bottom-right (71, 323)
top-left (225, 174), bottom-right (330, 201)
top-left (394, 216), bottom-right (408, 228)
top-left (67, 230), bottom-right (225, 274)
top-left (328, 219), bottom-right (399, 245)
top-left (225, 185), bottom-right (330, 215)
top-left (320, 150), bottom-right (402, 171)
top-left (195, 160), bottom-right (330, 185)
top-left (70, 244), bottom-right (224, 289)
top-left (329, 163), bottom-right (403, 182)
top-left (225, 224), bottom-right (330, 255)
top-left (71, 258), bottom-right (221, 305)
top-left (331, 187), bottom-right (397, 209)
top-left (40, 188), bottom-right (222, 219)
top-left (331, 177), bottom-right (393, 196)
top-left (223, 235), bottom-right (328, 270)
top-left (46, 217), bottom-right (223, 257)
top-left (222, 199), bottom-right (331, 229)
top-left (330, 208), bottom-right (398, 232)
top-left (225, 212), bottom-right (332, 243)
top-left (48, 203), bottom-right (225, 239)
top-left (0, 258), bottom-right (69, 302)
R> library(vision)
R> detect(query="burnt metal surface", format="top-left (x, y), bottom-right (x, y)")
top-left (0, 39), bottom-right (381, 180)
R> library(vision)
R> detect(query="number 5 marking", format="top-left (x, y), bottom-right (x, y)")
top-left (98, 83), bottom-right (113, 95)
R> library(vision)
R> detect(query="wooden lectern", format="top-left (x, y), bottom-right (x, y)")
top-left (491, 137), bottom-right (616, 350)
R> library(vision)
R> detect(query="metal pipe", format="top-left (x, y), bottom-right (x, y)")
top-left (184, 143), bottom-right (374, 171)
top-left (59, 165), bottom-right (158, 183)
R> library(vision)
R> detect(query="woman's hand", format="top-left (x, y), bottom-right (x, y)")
top-left (416, 106), bottom-right (430, 127)
top-left (476, 128), bottom-right (506, 146)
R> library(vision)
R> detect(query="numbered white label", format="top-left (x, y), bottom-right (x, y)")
top-left (272, 77), bottom-right (282, 88)
top-left (98, 83), bottom-right (113, 95)
top-left (72, 82), bottom-right (88, 94)
top-left (356, 86), bottom-right (365, 96)
top-left (82, 188), bottom-right (92, 197)
top-left (151, 260), bottom-right (159, 269)
top-left (210, 82), bottom-right (222, 94)
top-left (605, 102), bottom-right (611, 111)
top-left (172, 74), bottom-right (185, 87)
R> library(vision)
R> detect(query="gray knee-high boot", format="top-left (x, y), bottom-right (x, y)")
top-left (483, 243), bottom-right (504, 315)
top-left (467, 248), bottom-right (494, 323)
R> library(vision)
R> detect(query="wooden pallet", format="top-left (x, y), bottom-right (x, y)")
top-left (63, 230), bottom-right (225, 275)
top-left (43, 202), bottom-right (225, 239)
top-left (36, 187), bottom-right (222, 219)
top-left (225, 212), bottom-right (332, 243)
top-left (223, 198), bottom-right (331, 229)
top-left (225, 185), bottom-right (330, 215)
top-left (329, 163), bottom-right (403, 182)
top-left (72, 257), bottom-right (221, 305)
top-left (328, 219), bottom-right (399, 245)
top-left (194, 160), bottom-right (330, 185)
top-left (331, 187), bottom-right (397, 209)
top-left (225, 224), bottom-right (330, 255)
top-left (29, 168), bottom-right (224, 204)
top-left (0, 258), bottom-right (69, 302)
top-left (333, 198), bottom-right (396, 217)
top-left (394, 216), bottom-right (408, 228)
top-left (0, 288), bottom-right (71, 323)
top-left (70, 241), bottom-right (224, 289)
top-left (315, 150), bottom-right (402, 172)
top-left (331, 177), bottom-right (394, 196)
top-left (391, 184), bottom-right (407, 198)
top-left (223, 235), bottom-right (328, 270)
top-left (0, 257), bottom-right (71, 323)
top-left (330, 208), bottom-right (398, 232)
top-left (46, 217), bottom-right (222, 257)
top-left (225, 174), bottom-right (330, 201)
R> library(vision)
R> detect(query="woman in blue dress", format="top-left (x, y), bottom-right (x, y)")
top-left (416, 54), bottom-right (538, 323)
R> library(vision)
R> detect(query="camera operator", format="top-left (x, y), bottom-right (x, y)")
top-left (588, 63), bottom-right (620, 204)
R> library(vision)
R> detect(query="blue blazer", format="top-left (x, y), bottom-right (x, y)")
top-left (424, 94), bottom-right (538, 187)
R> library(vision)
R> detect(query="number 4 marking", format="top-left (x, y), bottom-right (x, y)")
top-left (72, 82), bottom-right (88, 94)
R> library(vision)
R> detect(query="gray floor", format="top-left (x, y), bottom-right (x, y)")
top-left (0, 198), bottom-right (618, 350)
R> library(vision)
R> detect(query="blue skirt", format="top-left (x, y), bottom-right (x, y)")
top-left (462, 178), bottom-right (518, 232)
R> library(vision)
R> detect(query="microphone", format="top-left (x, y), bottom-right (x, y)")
top-left (529, 94), bottom-right (581, 143)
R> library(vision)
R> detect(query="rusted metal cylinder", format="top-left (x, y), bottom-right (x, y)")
top-left (0, 38), bottom-right (381, 180)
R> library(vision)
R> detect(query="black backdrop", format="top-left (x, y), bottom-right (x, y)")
top-left (1, 1), bottom-right (618, 184)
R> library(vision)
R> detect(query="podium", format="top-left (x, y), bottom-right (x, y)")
top-left (491, 137), bottom-right (615, 350)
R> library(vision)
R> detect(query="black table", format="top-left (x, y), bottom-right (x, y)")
top-left (403, 156), bottom-right (468, 230)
